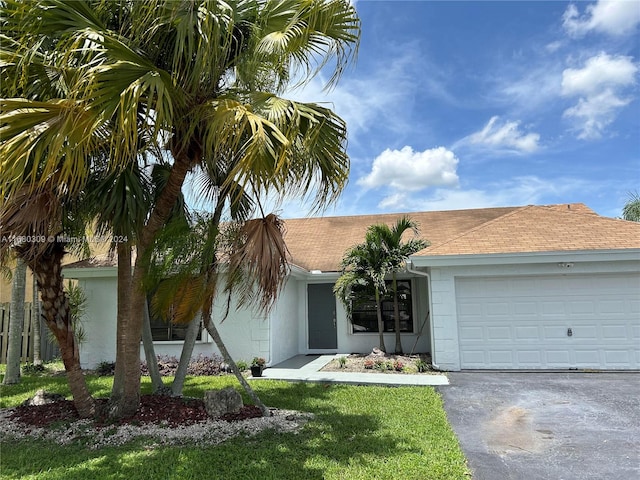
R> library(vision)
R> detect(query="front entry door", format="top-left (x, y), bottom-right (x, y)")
top-left (308, 283), bottom-right (337, 349)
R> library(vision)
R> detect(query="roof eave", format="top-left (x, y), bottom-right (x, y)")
top-left (63, 266), bottom-right (118, 278)
top-left (409, 249), bottom-right (640, 267)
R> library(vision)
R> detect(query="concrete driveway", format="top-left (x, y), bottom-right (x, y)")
top-left (437, 372), bottom-right (640, 480)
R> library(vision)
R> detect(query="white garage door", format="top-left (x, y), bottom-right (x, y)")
top-left (456, 274), bottom-right (640, 370)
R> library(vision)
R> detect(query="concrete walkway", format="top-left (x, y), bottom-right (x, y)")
top-left (252, 354), bottom-right (449, 386)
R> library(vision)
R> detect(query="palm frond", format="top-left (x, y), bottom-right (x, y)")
top-left (226, 213), bottom-right (290, 313)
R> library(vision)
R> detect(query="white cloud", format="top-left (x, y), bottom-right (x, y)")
top-left (287, 49), bottom-right (420, 140)
top-left (561, 53), bottom-right (638, 139)
top-left (563, 1), bottom-right (640, 37)
top-left (561, 53), bottom-right (637, 96)
top-left (373, 176), bottom-right (591, 212)
top-left (357, 146), bottom-right (459, 191)
top-left (563, 89), bottom-right (631, 139)
top-left (461, 116), bottom-right (541, 153)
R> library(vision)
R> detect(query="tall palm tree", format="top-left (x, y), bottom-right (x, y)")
top-left (2, 0), bottom-right (360, 418)
top-left (369, 217), bottom-right (428, 354)
top-left (335, 229), bottom-right (390, 352)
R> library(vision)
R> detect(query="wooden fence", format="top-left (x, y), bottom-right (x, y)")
top-left (0, 302), bottom-right (60, 364)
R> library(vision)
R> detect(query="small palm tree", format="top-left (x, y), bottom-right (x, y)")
top-left (370, 217), bottom-right (428, 354)
top-left (335, 229), bottom-right (391, 352)
top-left (622, 192), bottom-right (640, 222)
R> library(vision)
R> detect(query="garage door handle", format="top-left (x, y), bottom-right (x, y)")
top-left (567, 328), bottom-right (572, 337)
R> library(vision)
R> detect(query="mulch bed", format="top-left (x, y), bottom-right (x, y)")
top-left (8, 395), bottom-right (263, 428)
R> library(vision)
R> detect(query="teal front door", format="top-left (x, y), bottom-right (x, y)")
top-left (308, 283), bottom-right (337, 349)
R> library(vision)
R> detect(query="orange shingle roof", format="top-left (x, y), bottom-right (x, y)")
top-left (284, 203), bottom-right (640, 271)
top-left (65, 203), bottom-right (640, 272)
top-left (418, 204), bottom-right (640, 257)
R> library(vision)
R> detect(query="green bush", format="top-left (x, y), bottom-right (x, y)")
top-left (235, 360), bottom-right (248, 372)
top-left (21, 363), bottom-right (46, 375)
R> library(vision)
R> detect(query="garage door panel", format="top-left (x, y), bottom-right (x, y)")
top-left (456, 274), bottom-right (640, 370)
top-left (485, 302), bottom-right (509, 316)
top-left (603, 350), bottom-right (630, 365)
top-left (487, 326), bottom-right (511, 340)
top-left (543, 326), bottom-right (569, 340)
top-left (602, 325), bottom-right (628, 339)
top-left (488, 350), bottom-right (513, 365)
top-left (545, 350), bottom-right (571, 365)
top-left (516, 350), bottom-right (542, 365)
top-left (541, 301), bottom-right (566, 316)
top-left (568, 300), bottom-right (596, 315)
top-left (515, 326), bottom-right (539, 339)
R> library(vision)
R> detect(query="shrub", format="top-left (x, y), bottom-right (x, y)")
top-left (393, 360), bottom-right (404, 372)
top-left (187, 354), bottom-right (224, 376)
top-left (415, 359), bottom-right (430, 373)
top-left (338, 356), bottom-right (347, 368)
top-left (374, 359), bottom-right (392, 371)
top-left (364, 359), bottom-right (375, 369)
top-left (235, 360), bottom-right (249, 372)
top-left (139, 354), bottom-right (225, 377)
top-left (21, 363), bottom-right (46, 375)
top-left (95, 361), bottom-right (116, 376)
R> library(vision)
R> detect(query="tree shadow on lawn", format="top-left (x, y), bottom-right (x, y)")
top-left (1, 382), bottom-right (415, 480)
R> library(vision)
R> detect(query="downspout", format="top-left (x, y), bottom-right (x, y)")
top-left (406, 260), bottom-right (440, 370)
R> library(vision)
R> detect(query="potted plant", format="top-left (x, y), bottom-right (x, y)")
top-left (250, 357), bottom-right (266, 377)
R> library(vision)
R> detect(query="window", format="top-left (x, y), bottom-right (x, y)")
top-left (149, 316), bottom-right (203, 342)
top-left (147, 298), bottom-right (203, 342)
top-left (351, 280), bottom-right (414, 333)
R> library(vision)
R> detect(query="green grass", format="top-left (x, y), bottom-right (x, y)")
top-left (0, 368), bottom-right (469, 480)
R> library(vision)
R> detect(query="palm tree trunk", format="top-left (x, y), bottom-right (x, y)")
top-left (392, 273), bottom-right (402, 354)
top-left (203, 311), bottom-right (269, 416)
top-left (374, 287), bottom-right (386, 353)
top-left (110, 241), bottom-right (132, 412)
top-left (3, 258), bottom-right (27, 385)
top-left (23, 241), bottom-right (95, 418)
top-left (112, 153), bottom-right (194, 419)
top-left (141, 299), bottom-right (168, 394)
top-left (171, 315), bottom-right (201, 396)
top-left (32, 274), bottom-right (42, 366)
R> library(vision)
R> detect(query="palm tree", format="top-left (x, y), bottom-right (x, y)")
top-left (335, 229), bottom-right (390, 352)
top-left (2, 0), bottom-right (360, 418)
top-left (3, 257), bottom-right (27, 385)
top-left (0, 189), bottom-right (97, 417)
top-left (622, 192), bottom-right (640, 222)
top-left (369, 217), bottom-right (428, 354)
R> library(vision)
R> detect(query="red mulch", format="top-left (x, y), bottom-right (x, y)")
top-left (8, 395), bottom-right (264, 428)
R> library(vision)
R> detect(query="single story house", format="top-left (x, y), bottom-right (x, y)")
top-left (65, 203), bottom-right (640, 371)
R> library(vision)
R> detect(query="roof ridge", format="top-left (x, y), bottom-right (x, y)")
top-left (421, 205), bottom-right (532, 252)
top-left (283, 205), bottom-right (518, 222)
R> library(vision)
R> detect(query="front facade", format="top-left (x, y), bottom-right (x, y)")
top-left (65, 203), bottom-right (640, 371)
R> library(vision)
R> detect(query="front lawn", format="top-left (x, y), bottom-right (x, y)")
top-left (0, 371), bottom-right (469, 480)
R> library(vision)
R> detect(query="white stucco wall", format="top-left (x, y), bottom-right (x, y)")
top-left (269, 278), bottom-right (300, 365)
top-left (67, 268), bottom-right (251, 369)
top-left (70, 268), bottom-right (433, 369)
top-left (209, 297), bottom-right (269, 364)
top-left (298, 276), bottom-right (431, 355)
top-left (76, 274), bottom-right (118, 369)
top-left (428, 258), bottom-right (640, 371)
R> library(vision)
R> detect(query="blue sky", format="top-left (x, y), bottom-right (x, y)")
top-left (278, 0), bottom-right (640, 219)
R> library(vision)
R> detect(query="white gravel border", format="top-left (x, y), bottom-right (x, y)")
top-left (0, 407), bottom-right (314, 449)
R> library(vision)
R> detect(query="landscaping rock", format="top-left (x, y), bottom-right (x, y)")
top-left (21, 389), bottom-right (66, 406)
top-left (204, 387), bottom-right (243, 418)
